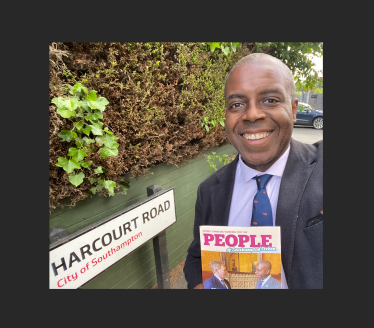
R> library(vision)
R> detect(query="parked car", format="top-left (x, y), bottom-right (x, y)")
top-left (295, 102), bottom-right (323, 129)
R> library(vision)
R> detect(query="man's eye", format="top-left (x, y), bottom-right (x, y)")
top-left (264, 99), bottom-right (277, 104)
top-left (230, 103), bottom-right (243, 108)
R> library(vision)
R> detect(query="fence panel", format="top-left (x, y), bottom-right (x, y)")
top-left (296, 92), bottom-right (323, 111)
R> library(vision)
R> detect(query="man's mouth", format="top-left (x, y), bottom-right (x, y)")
top-left (241, 131), bottom-right (271, 140)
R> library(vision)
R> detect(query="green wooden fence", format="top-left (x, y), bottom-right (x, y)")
top-left (50, 143), bottom-right (237, 289)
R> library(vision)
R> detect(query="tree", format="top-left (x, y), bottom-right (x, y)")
top-left (243, 42), bottom-right (323, 91)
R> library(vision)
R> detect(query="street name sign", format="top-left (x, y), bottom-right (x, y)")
top-left (49, 187), bottom-right (176, 289)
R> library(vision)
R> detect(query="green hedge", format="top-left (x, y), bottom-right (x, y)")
top-left (49, 42), bottom-right (250, 212)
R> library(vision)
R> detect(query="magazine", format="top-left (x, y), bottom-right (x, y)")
top-left (200, 225), bottom-right (282, 289)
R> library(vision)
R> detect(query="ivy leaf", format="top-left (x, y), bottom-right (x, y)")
top-left (84, 113), bottom-right (94, 121)
top-left (221, 46), bottom-right (230, 56)
top-left (120, 181), bottom-right (130, 194)
top-left (89, 122), bottom-right (104, 135)
top-left (207, 42), bottom-right (220, 53)
top-left (90, 187), bottom-right (97, 194)
top-left (104, 127), bottom-right (113, 135)
top-left (231, 42), bottom-right (239, 52)
top-left (85, 90), bottom-right (97, 101)
top-left (80, 100), bottom-right (90, 112)
top-left (79, 161), bottom-right (91, 169)
top-left (58, 130), bottom-right (78, 142)
top-left (56, 107), bottom-right (76, 118)
top-left (101, 135), bottom-right (119, 149)
top-left (69, 172), bottom-right (85, 187)
top-left (100, 147), bottom-right (118, 159)
top-left (93, 109), bottom-right (103, 120)
top-left (82, 136), bottom-right (95, 145)
top-left (74, 122), bottom-right (84, 130)
top-left (51, 97), bottom-right (65, 108)
top-left (97, 177), bottom-right (104, 191)
top-left (68, 148), bottom-right (88, 162)
top-left (76, 110), bottom-right (84, 118)
top-left (59, 97), bottom-right (82, 110)
top-left (94, 166), bottom-right (103, 174)
top-left (75, 138), bottom-right (84, 148)
top-left (89, 178), bottom-right (98, 184)
top-left (95, 135), bottom-right (106, 146)
top-left (71, 83), bottom-right (88, 95)
top-left (87, 97), bottom-right (109, 112)
top-left (56, 157), bottom-right (81, 173)
top-left (205, 125), bottom-right (209, 132)
top-left (81, 125), bottom-right (92, 136)
top-left (103, 180), bottom-right (116, 196)
top-left (52, 97), bottom-right (74, 109)
top-left (85, 110), bottom-right (103, 121)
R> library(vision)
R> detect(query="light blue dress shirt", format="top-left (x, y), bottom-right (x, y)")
top-left (228, 145), bottom-right (290, 289)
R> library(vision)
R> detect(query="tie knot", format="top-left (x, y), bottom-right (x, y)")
top-left (253, 174), bottom-right (273, 190)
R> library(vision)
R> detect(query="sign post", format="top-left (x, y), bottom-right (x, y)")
top-left (147, 185), bottom-right (171, 289)
top-left (49, 186), bottom-right (176, 289)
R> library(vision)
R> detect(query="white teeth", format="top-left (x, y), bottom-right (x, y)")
top-left (243, 132), bottom-right (269, 140)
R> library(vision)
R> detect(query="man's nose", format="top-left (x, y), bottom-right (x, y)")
top-left (242, 102), bottom-right (266, 122)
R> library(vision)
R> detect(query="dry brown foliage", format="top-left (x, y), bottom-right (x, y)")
top-left (49, 42), bottom-right (250, 212)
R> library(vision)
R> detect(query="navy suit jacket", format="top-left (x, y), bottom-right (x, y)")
top-left (204, 275), bottom-right (231, 289)
top-left (183, 139), bottom-right (323, 289)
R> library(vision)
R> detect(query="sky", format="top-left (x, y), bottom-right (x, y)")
top-left (310, 55), bottom-right (323, 76)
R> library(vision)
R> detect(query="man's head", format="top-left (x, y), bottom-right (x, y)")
top-left (224, 53), bottom-right (298, 172)
top-left (255, 260), bottom-right (272, 280)
top-left (210, 260), bottom-right (227, 279)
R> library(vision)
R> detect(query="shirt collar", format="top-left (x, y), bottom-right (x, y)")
top-left (214, 274), bottom-right (223, 280)
top-left (262, 275), bottom-right (271, 283)
top-left (238, 145), bottom-right (290, 183)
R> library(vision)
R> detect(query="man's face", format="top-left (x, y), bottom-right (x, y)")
top-left (224, 61), bottom-right (298, 171)
top-left (216, 264), bottom-right (227, 279)
top-left (255, 263), bottom-right (270, 280)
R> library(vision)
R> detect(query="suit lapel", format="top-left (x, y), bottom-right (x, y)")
top-left (213, 275), bottom-right (222, 288)
top-left (276, 139), bottom-right (317, 287)
top-left (210, 154), bottom-right (239, 226)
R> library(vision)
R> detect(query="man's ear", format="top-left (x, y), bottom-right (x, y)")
top-left (291, 98), bottom-right (298, 123)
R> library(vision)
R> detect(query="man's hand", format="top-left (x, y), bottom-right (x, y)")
top-left (194, 283), bottom-right (204, 289)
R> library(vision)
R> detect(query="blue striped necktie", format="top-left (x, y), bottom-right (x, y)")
top-left (257, 280), bottom-right (264, 289)
top-left (251, 174), bottom-right (273, 226)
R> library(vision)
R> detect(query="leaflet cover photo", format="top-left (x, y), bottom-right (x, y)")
top-left (200, 225), bottom-right (282, 289)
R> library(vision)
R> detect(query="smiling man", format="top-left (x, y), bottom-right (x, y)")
top-left (255, 260), bottom-right (281, 289)
top-left (183, 53), bottom-right (323, 289)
